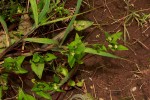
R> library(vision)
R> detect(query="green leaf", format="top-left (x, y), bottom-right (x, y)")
top-left (30, 61), bottom-right (45, 79)
top-left (14, 68), bottom-right (28, 74)
top-left (18, 88), bottom-right (36, 100)
top-left (76, 79), bottom-right (84, 87)
top-left (4, 57), bottom-right (15, 63)
top-left (68, 54), bottom-right (76, 68)
top-left (56, 66), bottom-right (68, 77)
top-left (14, 56), bottom-right (28, 74)
top-left (104, 32), bottom-right (110, 38)
top-left (15, 56), bottom-right (25, 66)
top-left (84, 47), bottom-right (120, 59)
top-left (36, 91), bottom-right (52, 100)
top-left (67, 34), bottom-right (85, 68)
top-left (53, 74), bottom-right (60, 83)
top-left (60, 0), bottom-right (83, 45)
top-left (68, 80), bottom-right (75, 87)
top-left (0, 86), bottom-right (2, 100)
top-left (0, 16), bottom-right (8, 34)
top-left (32, 53), bottom-right (42, 63)
top-left (74, 20), bottom-right (93, 31)
top-left (32, 82), bottom-right (50, 92)
top-left (24, 38), bottom-right (58, 44)
top-left (110, 32), bottom-right (123, 43)
top-left (117, 45), bottom-right (128, 50)
top-left (44, 53), bottom-right (57, 62)
top-left (29, 0), bottom-right (38, 27)
top-left (3, 57), bottom-right (15, 71)
top-left (38, 0), bottom-right (50, 23)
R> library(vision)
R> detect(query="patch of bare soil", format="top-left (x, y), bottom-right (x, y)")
top-left (56, 0), bottom-right (150, 100)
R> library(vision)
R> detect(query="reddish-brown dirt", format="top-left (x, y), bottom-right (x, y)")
top-left (54, 0), bottom-right (150, 100)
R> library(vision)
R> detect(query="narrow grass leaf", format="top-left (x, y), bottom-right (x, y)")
top-left (84, 47), bottom-right (120, 59)
top-left (0, 16), bottom-right (10, 47)
top-left (36, 91), bottom-right (52, 100)
top-left (29, 0), bottom-right (38, 27)
top-left (24, 38), bottom-right (58, 44)
top-left (38, 0), bottom-right (50, 23)
top-left (0, 86), bottom-right (2, 100)
top-left (60, 0), bottom-right (83, 45)
top-left (0, 16), bottom-right (8, 34)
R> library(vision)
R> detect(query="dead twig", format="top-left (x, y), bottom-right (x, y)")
top-left (132, 38), bottom-right (149, 50)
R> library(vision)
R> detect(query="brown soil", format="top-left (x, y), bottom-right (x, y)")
top-left (55, 0), bottom-right (150, 100)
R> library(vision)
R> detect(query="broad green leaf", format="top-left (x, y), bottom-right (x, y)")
top-left (36, 91), bottom-right (52, 100)
top-left (0, 16), bottom-right (8, 34)
top-left (44, 53), bottom-right (57, 62)
top-left (15, 56), bottom-right (26, 70)
top-left (30, 61), bottom-right (45, 79)
top-left (18, 88), bottom-right (36, 100)
top-left (84, 47), bottom-right (120, 59)
top-left (24, 38), bottom-right (58, 44)
top-left (38, 0), bottom-right (50, 23)
top-left (29, 0), bottom-right (38, 27)
top-left (68, 54), bottom-right (76, 68)
top-left (74, 20), bottom-right (93, 31)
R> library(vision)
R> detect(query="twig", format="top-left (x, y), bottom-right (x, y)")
top-left (0, 27), bottom-right (37, 60)
top-left (142, 25), bottom-right (150, 33)
top-left (132, 38), bottom-right (149, 50)
top-left (104, 0), bottom-right (114, 19)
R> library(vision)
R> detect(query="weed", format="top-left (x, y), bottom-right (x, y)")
top-left (0, 0), bottom-right (129, 99)
top-left (122, 0), bottom-right (150, 42)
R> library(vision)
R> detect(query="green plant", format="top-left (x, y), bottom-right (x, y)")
top-left (3, 56), bottom-right (27, 74)
top-left (30, 53), bottom-right (57, 79)
top-left (18, 88), bottom-right (36, 100)
top-left (122, 2), bottom-right (150, 42)
top-left (0, 0), bottom-right (129, 99)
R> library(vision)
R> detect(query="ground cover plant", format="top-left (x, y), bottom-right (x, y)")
top-left (0, 0), bottom-right (150, 100)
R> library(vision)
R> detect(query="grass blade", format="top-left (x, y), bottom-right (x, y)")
top-left (60, 0), bottom-right (83, 45)
top-left (29, 0), bottom-right (38, 27)
top-left (0, 16), bottom-right (8, 34)
top-left (38, 0), bottom-right (50, 23)
top-left (24, 38), bottom-right (58, 44)
top-left (84, 47), bottom-right (120, 59)
top-left (0, 16), bottom-right (10, 47)
top-left (0, 86), bottom-right (2, 100)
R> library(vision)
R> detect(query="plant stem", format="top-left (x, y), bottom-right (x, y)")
top-left (50, 65), bottom-right (79, 95)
